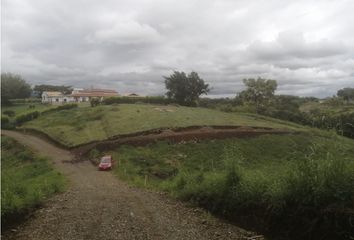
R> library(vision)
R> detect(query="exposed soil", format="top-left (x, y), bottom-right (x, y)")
top-left (1, 130), bottom-right (264, 240)
top-left (73, 125), bottom-right (295, 156)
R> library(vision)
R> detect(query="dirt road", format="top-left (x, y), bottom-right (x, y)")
top-left (2, 130), bottom-right (258, 240)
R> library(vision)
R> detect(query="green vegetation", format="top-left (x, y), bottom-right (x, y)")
top-left (23, 104), bottom-right (304, 147)
top-left (15, 111), bottom-right (40, 125)
top-left (33, 84), bottom-right (73, 96)
top-left (1, 73), bottom-right (32, 105)
top-left (164, 71), bottom-right (210, 106)
top-left (237, 77), bottom-right (277, 112)
top-left (98, 133), bottom-right (354, 239)
top-left (1, 136), bottom-right (66, 224)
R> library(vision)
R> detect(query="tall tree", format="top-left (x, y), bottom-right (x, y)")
top-left (337, 88), bottom-right (354, 101)
top-left (164, 71), bottom-right (210, 106)
top-left (33, 84), bottom-right (73, 96)
top-left (1, 73), bottom-right (32, 105)
top-left (238, 77), bottom-right (277, 111)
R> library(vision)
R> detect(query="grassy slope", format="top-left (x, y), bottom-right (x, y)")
top-left (1, 136), bottom-right (66, 223)
top-left (100, 132), bottom-right (354, 239)
top-left (23, 104), bottom-right (305, 147)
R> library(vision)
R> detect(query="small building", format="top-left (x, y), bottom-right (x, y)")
top-left (42, 89), bottom-right (119, 104)
top-left (42, 91), bottom-right (74, 104)
top-left (71, 89), bottom-right (118, 102)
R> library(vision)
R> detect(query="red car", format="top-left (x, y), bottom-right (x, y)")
top-left (98, 155), bottom-right (113, 171)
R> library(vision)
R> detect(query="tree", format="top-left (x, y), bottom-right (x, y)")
top-left (33, 84), bottom-right (73, 96)
top-left (1, 73), bottom-right (32, 105)
top-left (164, 71), bottom-right (210, 106)
top-left (238, 77), bottom-right (277, 112)
top-left (337, 88), bottom-right (354, 102)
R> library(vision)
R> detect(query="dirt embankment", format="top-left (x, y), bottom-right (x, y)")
top-left (1, 130), bottom-right (263, 240)
top-left (73, 125), bottom-right (295, 156)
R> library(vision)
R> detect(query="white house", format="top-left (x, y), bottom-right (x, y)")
top-left (41, 91), bottom-right (74, 104)
top-left (42, 89), bottom-right (119, 104)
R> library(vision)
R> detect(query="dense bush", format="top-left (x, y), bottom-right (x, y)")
top-left (2, 110), bottom-right (15, 117)
top-left (1, 115), bottom-right (15, 129)
top-left (102, 96), bottom-right (173, 105)
top-left (15, 111), bottom-right (40, 125)
top-left (90, 98), bottom-right (100, 107)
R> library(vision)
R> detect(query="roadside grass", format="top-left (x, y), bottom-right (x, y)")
top-left (97, 133), bottom-right (354, 239)
top-left (23, 104), bottom-right (306, 147)
top-left (1, 136), bottom-right (66, 225)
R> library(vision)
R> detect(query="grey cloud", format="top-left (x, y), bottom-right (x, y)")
top-left (2, 0), bottom-right (354, 98)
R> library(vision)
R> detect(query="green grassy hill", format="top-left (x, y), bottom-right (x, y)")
top-left (96, 132), bottom-right (354, 239)
top-left (23, 104), bottom-right (304, 147)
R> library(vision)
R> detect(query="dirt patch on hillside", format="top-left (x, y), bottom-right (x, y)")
top-left (73, 125), bottom-right (295, 156)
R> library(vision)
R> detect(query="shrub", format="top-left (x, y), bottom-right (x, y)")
top-left (3, 110), bottom-right (15, 117)
top-left (90, 98), bottom-right (100, 107)
top-left (1, 116), bottom-right (15, 130)
top-left (15, 111), bottom-right (40, 125)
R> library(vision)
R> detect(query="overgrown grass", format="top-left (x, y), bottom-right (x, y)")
top-left (23, 104), bottom-right (305, 147)
top-left (96, 133), bottom-right (354, 239)
top-left (1, 136), bottom-right (66, 225)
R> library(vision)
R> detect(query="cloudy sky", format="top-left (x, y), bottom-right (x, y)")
top-left (2, 0), bottom-right (354, 97)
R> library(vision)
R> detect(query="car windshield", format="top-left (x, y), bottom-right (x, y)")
top-left (101, 158), bottom-right (111, 163)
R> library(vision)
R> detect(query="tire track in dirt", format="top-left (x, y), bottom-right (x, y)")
top-left (1, 130), bottom-right (259, 240)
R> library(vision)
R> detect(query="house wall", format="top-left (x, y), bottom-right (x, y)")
top-left (42, 95), bottom-right (75, 104)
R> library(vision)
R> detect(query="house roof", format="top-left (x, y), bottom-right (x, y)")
top-left (43, 91), bottom-right (63, 97)
top-left (70, 89), bottom-right (118, 97)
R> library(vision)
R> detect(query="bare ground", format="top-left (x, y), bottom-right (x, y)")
top-left (1, 130), bottom-right (263, 240)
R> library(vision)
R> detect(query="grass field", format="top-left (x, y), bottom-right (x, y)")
top-left (1, 136), bottom-right (66, 224)
top-left (95, 132), bottom-right (354, 239)
top-left (23, 103), bottom-right (305, 147)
